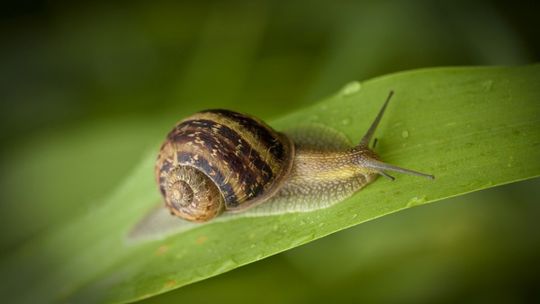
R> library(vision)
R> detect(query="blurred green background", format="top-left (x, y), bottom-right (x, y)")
top-left (1, 0), bottom-right (539, 303)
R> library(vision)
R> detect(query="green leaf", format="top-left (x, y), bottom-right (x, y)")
top-left (1, 65), bottom-right (539, 304)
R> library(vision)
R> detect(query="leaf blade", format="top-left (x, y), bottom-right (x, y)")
top-left (1, 65), bottom-right (539, 304)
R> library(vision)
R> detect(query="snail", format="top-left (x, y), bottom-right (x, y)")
top-left (155, 91), bottom-right (434, 223)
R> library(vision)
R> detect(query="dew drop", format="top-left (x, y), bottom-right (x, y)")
top-left (406, 196), bottom-right (427, 207)
top-left (401, 130), bottom-right (409, 138)
top-left (214, 259), bottom-right (238, 273)
top-left (340, 81), bottom-right (362, 97)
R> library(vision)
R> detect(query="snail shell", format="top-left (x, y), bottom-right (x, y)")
top-left (155, 110), bottom-right (294, 222)
top-left (155, 92), bottom-right (434, 223)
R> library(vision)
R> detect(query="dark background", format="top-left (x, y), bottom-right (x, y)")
top-left (1, 0), bottom-right (539, 144)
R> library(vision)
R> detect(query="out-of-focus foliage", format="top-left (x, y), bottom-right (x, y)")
top-left (0, 0), bottom-right (539, 303)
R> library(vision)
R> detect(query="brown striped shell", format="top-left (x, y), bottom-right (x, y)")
top-left (155, 109), bottom-right (294, 222)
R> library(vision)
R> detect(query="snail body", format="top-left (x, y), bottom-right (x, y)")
top-left (263, 147), bottom-right (381, 212)
top-left (156, 91), bottom-right (434, 222)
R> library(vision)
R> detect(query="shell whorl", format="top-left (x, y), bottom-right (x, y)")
top-left (155, 109), bottom-right (294, 222)
top-left (162, 166), bottom-right (223, 222)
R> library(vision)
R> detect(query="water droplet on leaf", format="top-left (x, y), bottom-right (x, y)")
top-left (401, 130), bottom-right (409, 138)
top-left (340, 81), bottom-right (362, 96)
top-left (406, 196), bottom-right (427, 207)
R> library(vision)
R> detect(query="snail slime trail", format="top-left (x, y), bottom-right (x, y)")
top-left (154, 91), bottom-right (434, 223)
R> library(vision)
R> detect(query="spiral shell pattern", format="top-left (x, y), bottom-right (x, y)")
top-left (156, 109), bottom-right (294, 221)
